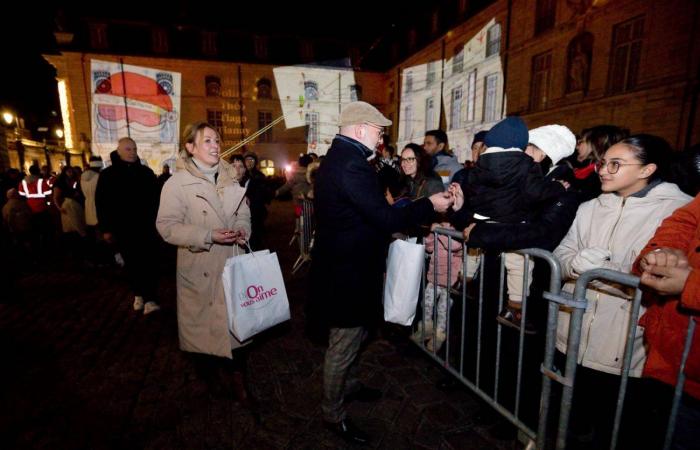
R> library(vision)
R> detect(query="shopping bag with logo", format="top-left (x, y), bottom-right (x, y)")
top-left (383, 237), bottom-right (425, 326)
top-left (222, 247), bottom-right (290, 341)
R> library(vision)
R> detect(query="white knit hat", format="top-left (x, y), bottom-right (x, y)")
top-left (528, 125), bottom-right (576, 165)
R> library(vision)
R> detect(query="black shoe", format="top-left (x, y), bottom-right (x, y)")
top-left (496, 307), bottom-right (537, 335)
top-left (324, 418), bottom-right (370, 444)
top-left (345, 385), bottom-right (382, 403)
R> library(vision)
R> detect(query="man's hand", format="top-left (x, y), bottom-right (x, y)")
top-left (557, 180), bottom-right (571, 190)
top-left (641, 265), bottom-right (692, 296)
top-left (639, 248), bottom-right (689, 272)
top-left (429, 192), bottom-right (454, 213)
top-left (448, 183), bottom-right (464, 211)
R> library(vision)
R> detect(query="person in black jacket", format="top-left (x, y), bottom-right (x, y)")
top-left (309, 101), bottom-right (453, 444)
top-left (243, 152), bottom-right (273, 250)
top-left (95, 137), bottom-right (161, 314)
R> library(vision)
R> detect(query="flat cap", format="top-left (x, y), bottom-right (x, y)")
top-left (339, 101), bottom-right (392, 127)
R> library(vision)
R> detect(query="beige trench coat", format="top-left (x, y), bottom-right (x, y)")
top-left (157, 154), bottom-right (251, 358)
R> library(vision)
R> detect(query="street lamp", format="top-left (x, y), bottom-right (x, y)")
top-left (2, 112), bottom-right (14, 125)
top-left (55, 128), bottom-right (64, 139)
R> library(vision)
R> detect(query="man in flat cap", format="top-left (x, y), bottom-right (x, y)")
top-left (309, 101), bottom-right (453, 444)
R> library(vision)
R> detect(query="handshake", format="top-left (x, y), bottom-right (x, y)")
top-left (427, 182), bottom-right (468, 213)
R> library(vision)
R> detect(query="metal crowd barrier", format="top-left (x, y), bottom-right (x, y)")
top-left (411, 227), bottom-right (698, 450)
top-left (291, 198), bottom-right (314, 274)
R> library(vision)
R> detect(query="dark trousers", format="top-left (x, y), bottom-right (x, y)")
top-left (119, 235), bottom-right (159, 303)
top-left (322, 326), bottom-right (366, 422)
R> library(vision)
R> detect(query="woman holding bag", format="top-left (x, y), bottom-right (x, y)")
top-left (156, 122), bottom-right (254, 407)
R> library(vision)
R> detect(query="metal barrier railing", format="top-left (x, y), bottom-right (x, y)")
top-left (291, 198), bottom-right (314, 274)
top-left (410, 228), bottom-right (698, 450)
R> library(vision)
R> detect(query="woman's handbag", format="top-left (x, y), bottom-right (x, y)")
top-left (222, 247), bottom-right (290, 341)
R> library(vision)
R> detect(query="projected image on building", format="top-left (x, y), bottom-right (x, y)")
top-left (274, 65), bottom-right (358, 156)
top-left (90, 59), bottom-right (181, 170)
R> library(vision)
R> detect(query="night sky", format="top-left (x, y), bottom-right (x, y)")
top-left (1, 1), bottom-right (440, 137)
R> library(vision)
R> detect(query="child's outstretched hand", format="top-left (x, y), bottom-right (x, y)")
top-left (557, 180), bottom-right (570, 190)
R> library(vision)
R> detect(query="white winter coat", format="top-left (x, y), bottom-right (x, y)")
top-left (554, 182), bottom-right (691, 377)
top-left (157, 153), bottom-right (251, 358)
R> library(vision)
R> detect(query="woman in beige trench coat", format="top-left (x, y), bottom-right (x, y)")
top-left (157, 122), bottom-right (253, 404)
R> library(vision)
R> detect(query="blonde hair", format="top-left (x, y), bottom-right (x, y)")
top-left (181, 122), bottom-right (220, 154)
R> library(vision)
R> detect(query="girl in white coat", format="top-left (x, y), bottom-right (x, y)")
top-left (554, 134), bottom-right (691, 448)
top-left (157, 122), bottom-right (254, 406)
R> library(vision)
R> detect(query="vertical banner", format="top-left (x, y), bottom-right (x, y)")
top-left (397, 61), bottom-right (443, 152)
top-left (91, 59), bottom-right (181, 170)
top-left (273, 65), bottom-right (357, 156)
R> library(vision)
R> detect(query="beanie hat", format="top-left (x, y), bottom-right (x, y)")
top-left (471, 130), bottom-right (488, 146)
top-left (89, 156), bottom-right (103, 169)
top-left (484, 116), bottom-right (529, 150)
top-left (528, 124), bottom-right (576, 165)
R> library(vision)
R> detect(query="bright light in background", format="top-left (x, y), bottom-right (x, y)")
top-left (55, 128), bottom-right (64, 139)
top-left (285, 164), bottom-right (292, 173)
top-left (57, 79), bottom-right (74, 149)
top-left (2, 112), bottom-right (14, 125)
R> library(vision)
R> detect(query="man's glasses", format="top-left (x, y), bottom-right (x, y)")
top-left (365, 123), bottom-right (384, 139)
top-left (595, 160), bottom-right (644, 174)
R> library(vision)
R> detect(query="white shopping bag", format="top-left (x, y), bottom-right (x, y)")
top-left (383, 238), bottom-right (425, 325)
top-left (222, 249), bottom-right (291, 341)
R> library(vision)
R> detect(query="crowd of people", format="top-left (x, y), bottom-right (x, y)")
top-left (2, 99), bottom-right (700, 448)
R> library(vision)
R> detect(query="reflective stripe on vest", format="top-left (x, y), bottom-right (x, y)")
top-left (20, 178), bottom-right (49, 198)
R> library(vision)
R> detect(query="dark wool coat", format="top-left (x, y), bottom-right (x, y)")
top-left (309, 135), bottom-right (434, 328)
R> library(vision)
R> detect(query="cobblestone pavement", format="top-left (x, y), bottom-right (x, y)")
top-left (0, 200), bottom-right (517, 450)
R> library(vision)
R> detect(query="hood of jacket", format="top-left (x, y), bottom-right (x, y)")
top-left (595, 180), bottom-right (688, 208)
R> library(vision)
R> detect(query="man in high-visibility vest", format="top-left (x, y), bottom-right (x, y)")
top-left (17, 165), bottom-right (52, 214)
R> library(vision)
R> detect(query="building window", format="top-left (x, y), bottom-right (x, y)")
top-left (466, 69), bottom-right (477, 122)
top-left (535, 0), bottom-right (556, 35)
top-left (207, 110), bottom-right (224, 137)
top-left (257, 78), bottom-right (272, 99)
top-left (300, 40), bottom-right (314, 61)
top-left (304, 81), bottom-right (318, 101)
top-left (408, 29), bottom-right (417, 50)
top-left (89, 23), bottom-right (108, 50)
top-left (202, 31), bottom-right (217, 56)
top-left (205, 76), bottom-right (221, 97)
top-left (349, 84), bottom-right (362, 101)
top-left (450, 86), bottom-right (463, 130)
top-left (459, 0), bottom-right (468, 15)
top-left (405, 72), bottom-right (413, 93)
top-left (402, 104), bottom-right (413, 140)
top-left (608, 15), bottom-right (644, 94)
top-left (567, 32), bottom-right (594, 94)
top-left (425, 97), bottom-right (435, 129)
top-left (258, 110), bottom-right (273, 143)
top-left (486, 24), bottom-right (501, 58)
top-left (426, 61), bottom-right (436, 87)
top-left (530, 51), bottom-right (552, 111)
top-left (453, 46), bottom-right (464, 74)
top-left (254, 35), bottom-right (268, 60)
top-left (483, 74), bottom-right (498, 123)
top-left (431, 12), bottom-right (440, 35)
top-left (152, 28), bottom-right (168, 54)
top-left (305, 112), bottom-right (319, 147)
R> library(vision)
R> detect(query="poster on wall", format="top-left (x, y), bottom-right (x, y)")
top-left (90, 59), bottom-right (181, 170)
top-left (273, 65), bottom-right (358, 156)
